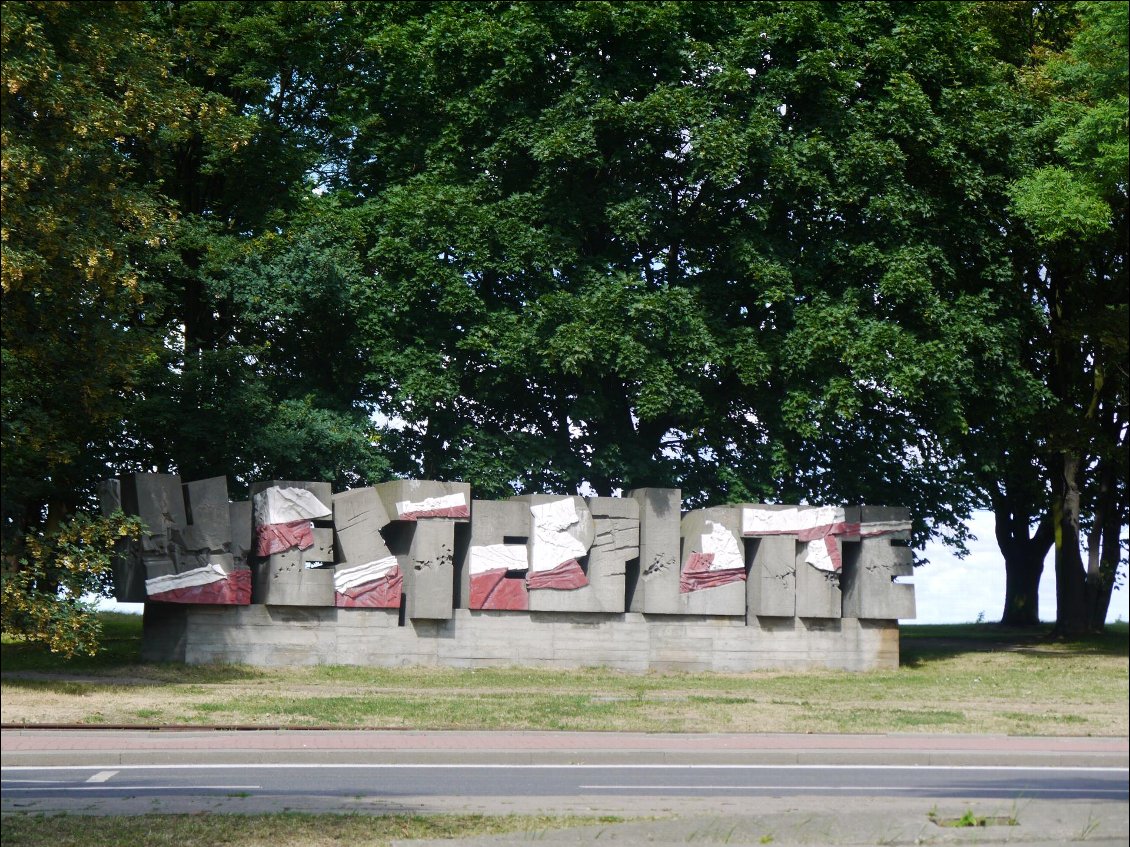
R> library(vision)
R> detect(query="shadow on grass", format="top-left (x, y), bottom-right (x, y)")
top-left (900, 621), bottom-right (1129, 667)
top-left (1, 613), bottom-right (261, 684)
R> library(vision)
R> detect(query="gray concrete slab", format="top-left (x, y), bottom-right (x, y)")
top-left (627, 488), bottom-right (683, 614)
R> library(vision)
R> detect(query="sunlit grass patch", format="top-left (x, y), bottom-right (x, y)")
top-left (2, 616), bottom-right (1126, 735)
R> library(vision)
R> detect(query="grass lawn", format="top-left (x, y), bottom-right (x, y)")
top-left (2, 615), bottom-right (1126, 736)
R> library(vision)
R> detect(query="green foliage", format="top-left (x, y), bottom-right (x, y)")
top-left (2, 0), bottom-right (1126, 640)
top-left (1009, 2), bottom-right (1128, 245)
top-left (2, 2), bottom-right (193, 531)
top-left (1, 512), bottom-right (142, 657)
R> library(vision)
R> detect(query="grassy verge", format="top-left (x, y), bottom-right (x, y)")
top-left (2, 616), bottom-right (1126, 736)
top-left (0, 812), bottom-right (623, 847)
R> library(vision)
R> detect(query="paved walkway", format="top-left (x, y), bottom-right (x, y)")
top-left (3, 728), bottom-right (1128, 846)
top-left (3, 727), bottom-right (1127, 767)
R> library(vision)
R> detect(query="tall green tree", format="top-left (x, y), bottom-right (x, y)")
top-left (1008, 0), bottom-right (1128, 633)
top-left (117, 1), bottom-right (387, 494)
top-left (1, 1), bottom-right (205, 536)
top-left (324, 1), bottom-right (1029, 557)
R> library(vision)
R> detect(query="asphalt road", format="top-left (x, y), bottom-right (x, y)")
top-left (3, 762), bottom-right (1129, 807)
top-left (3, 729), bottom-right (1127, 845)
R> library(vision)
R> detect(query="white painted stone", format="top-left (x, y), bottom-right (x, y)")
top-left (529, 497), bottom-right (591, 571)
top-left (699, 520), bottom-right (745, 571)
top-left (469, 543), bottom-right (528, 575)
top-left (334, 556), bottom-right (399, 592)
top-left (805, 537), bottom-right (837, 572)
top-left (253, 486), bottom-right (332, 525)
top-left (395, 492), bottom-right (466, 516)
top-left (145, 563), bottom-right (227, 594)
top-left (742, 505), bottom-right (845, 536)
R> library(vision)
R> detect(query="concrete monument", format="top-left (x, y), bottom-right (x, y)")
top-left (103, 473), bottom-right (916, 672)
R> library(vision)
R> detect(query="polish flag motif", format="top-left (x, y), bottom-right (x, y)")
top-left (395, 493), bottom-right (470, 520)
top-left (146, 564), bottom-right (251, 605)
top-left (334, 556), bottom-right (402, 608)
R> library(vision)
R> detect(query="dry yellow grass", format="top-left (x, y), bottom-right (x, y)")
top-left (2, 619), bottom-right (1126, 736)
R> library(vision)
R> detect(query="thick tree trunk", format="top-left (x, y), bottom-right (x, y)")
top-left (994, 498), bottom-right (1053, 626)
top-left (1000, 549), bottom-right (1044, 625)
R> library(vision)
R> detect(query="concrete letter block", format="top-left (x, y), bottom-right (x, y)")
top-left (181, 477), bottom-right (232, 554)
top-left (249, 480), bottom-right (334, 607)
top-left (464, 499), bottom-right (529, 611)
top-left (513, 494), bottom-right (602, 612)
top-left (110, 474), bottom-right (252, 605)
top-left (375, 480), bottom-right (471, 521)
top-left (747, 534), bottom-right (796, 617)
top-left (403, 519), bottom-right (456, 619)
top-left (795, 541), bottom-right (841, 619)
top-left (331, 487), bottom-right (401, 608)
top-left (99, 478), bottom-right (145, 603)
top-left (583, 496), bottom-right (638, 613)
top-left (841, 506), bottom-right (915, 620)
top-left (626, 488), bottom-right (682, 614)
top-left (679, 507), bottom-right (747, 615)
top-left (229, 501), bottom-right (253, 569)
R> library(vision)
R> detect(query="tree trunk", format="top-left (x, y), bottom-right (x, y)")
top-left (1000, 547), bottom-right (1044, 625)
top-left (1052, 451), bottom-right (1089, 635)
top-left (1086, 455), bottom-right (1125, 631)
top-left (994, 498), bottom-right (1053, 626)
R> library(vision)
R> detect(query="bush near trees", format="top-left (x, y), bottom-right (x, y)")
top-left (1, 1), bottom-right (1125, 651)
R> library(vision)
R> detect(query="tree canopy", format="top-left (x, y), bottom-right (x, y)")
top-left (2, 0), bottom-right (1126, 644)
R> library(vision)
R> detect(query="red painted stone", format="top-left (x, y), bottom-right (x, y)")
top-left (526, 559), bottom-right (588, 590)
top-left (254, 519), bottom-right (315, 556)
top-left (470, 568), bottom-right (529, 610)
top-left (679, 566), bottom-right (746, 594)
top-left (335, 567), bottom-right (403, 608)
top-left (817, 535), bottom-right (843, 570)
top-left (147, 569), bottom-right (252, 605)
top-left (683, 551), bottom-right (715, 573)
top-left (796, 521), bottom-right (859, 542)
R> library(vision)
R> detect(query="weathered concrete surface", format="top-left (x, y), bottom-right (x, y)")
top-left (228, 500), bottom-right (253, 570)
top-left (250, 481), bottom-right (334, 607)
top-left (140, 605), bottom-right (899, 672)
top-left (747, 535), bottom-right (796, 618)
top-left (464, 499), bottom-right (530, 611)
top-left (331, 487), bottom-right (402, 609)
top-left (180, 476), bottom-right (231, 557)
top-left (98, 478), bottom-right (147, 603)
top-left (376, 480), bottom-right (471, 521)
top-left (679, 507), bottom-right (747, 616)
top-left (842, 506), bottom-right (915, 620)
top-left (332, 487), bottom-right (394, 565)
top-left (583, 496), bottom-right (639, 613)
top-left (105, 474), bottom-right (250, 604)
top-left (512, 495), bottom-right (602, 613)
top-left (401, 520), bottom-right (458, 621)
top-left (795, 541), bottom-right (842, 619)
top-left (626, 487), bottom-right (682, 614)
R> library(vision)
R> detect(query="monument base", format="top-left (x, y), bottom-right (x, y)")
top-left (142, 604), bottom-right (899, 672)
